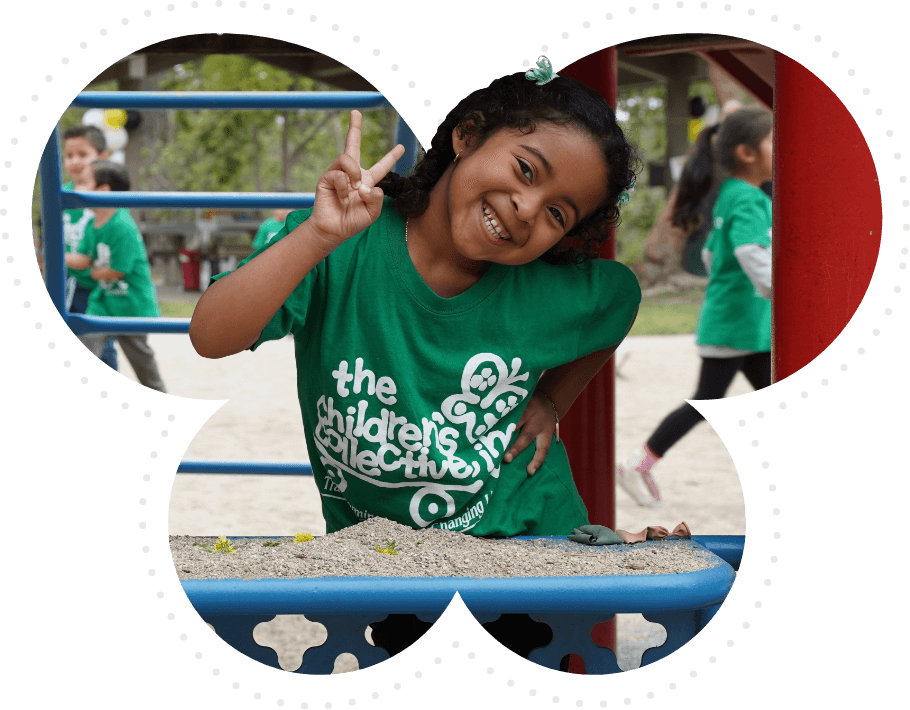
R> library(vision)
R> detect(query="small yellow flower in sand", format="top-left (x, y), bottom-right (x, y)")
top-left (374, 539), bottom-right (399, 555)
top-left (294, 532), bottom-right (314, 543)
top-left (214, 535), bottom-right (236, 554)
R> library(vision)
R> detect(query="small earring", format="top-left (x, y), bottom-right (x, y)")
top-left (453, 150), bottom-right (463, 165)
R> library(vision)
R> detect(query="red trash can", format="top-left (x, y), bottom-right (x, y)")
top-left (179, 247), bottom-right (202, 291)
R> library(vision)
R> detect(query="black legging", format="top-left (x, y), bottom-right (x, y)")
top-left (647, 352), bottom-right (771, 457)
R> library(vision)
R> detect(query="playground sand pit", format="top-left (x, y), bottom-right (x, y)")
top-left (172, 516), bottom-right (718, 581)
top-left (155, 329), bottom-right (744, 670)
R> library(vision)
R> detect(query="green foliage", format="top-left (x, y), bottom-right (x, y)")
top-left (37, 57), bottom-right (398, 244)
top-left (628, 288), bottom-right (705, 336)
top-left (263, 540), bottom-right (281, 547)
top-left (150, 55), bottom-right (396, 200)
top-left (615, 80), bottom-right (728, 269)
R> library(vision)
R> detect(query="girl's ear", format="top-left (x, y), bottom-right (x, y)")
top-left (451, 113), bottom-right (484, 155)
top-left (735, 143), bottom-right (758, 166)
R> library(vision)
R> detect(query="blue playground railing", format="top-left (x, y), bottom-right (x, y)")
top-left (42, 90), bottom-right (743, 674)
top-left (40, 90), bottom-right (419, 477)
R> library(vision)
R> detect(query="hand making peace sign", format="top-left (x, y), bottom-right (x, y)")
top-left (310, 110), bottom-right (406, 247)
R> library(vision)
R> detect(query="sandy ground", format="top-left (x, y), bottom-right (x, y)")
top-left (114, 294), bottom-right (748, 673)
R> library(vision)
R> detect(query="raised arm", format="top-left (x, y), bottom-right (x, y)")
top-left (189, 111), bottom-right (404, 359)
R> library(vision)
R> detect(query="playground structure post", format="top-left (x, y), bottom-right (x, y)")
top-left (559, 47), bottom-right (620, 670)
top-left (772, 53), bottom-right (881, 381)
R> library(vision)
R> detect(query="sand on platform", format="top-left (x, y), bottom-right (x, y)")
top-left (116, 314), bottom-right (747, 673)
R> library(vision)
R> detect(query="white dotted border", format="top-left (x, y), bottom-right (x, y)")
top-left (2, 2), bottom-right (903, 707)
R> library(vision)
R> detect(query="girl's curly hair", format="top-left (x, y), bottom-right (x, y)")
top-left (378, 71), bottom-right (640, 265)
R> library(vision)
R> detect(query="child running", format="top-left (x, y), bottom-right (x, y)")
top-left (617, 106), bottom-right (773, 508)
top-left (190, 60), bottom-right (641, 661)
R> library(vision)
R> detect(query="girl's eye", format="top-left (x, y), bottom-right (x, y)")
top-left (516, 158), bottom-right (566, 227)
top-left (517, 158), bottom-right (533, 181)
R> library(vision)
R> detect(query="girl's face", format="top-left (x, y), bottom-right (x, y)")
top-left (445, 123), bottom-right (609, 266)
top-left (758, 130), bottom-right (773, 183)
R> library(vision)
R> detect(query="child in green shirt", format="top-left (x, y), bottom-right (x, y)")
top-left (252, 206), bottom-right (293, 251)
top-left (618, 106), bottom-right (773, 508)
top-left (61, 125), bottom-right (118, 370)
top-left (190, 60), bottom-right (641, 662)
top-left (66, 160), bottom-right (166, 392)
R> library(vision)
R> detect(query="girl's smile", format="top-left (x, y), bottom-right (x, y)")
top-left (444, 123), bottom-right (610, 268)
top-left (482, 201), bottom-right (513, 243)
top-left (403, 121), bottom-right (613, 298)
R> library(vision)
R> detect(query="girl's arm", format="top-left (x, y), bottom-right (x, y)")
top-left (503, 341), bottom-right (624, 475)
top-left (536, 345), bottom-right (622, 420)
top-left (91, 266), bottom-right (125, 282)
top-left (189, 223), bottom-right (341, 358)
top-left (734, 244), bottom-right (772, 299)
top-left (190, 111), bottom-right (404, 359)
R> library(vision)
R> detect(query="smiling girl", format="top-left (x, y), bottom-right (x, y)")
top-left (190, 60), bottom-right (641, 661)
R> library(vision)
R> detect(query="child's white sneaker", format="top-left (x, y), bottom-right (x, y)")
top-left (617, 448), bottom-right (663, 508)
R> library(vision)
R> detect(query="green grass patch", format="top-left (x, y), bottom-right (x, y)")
top-left (157, 288), bottom-right (705, 335)
top-left (159, 301), bottom-right (197, 318)
top-left (628, 287), bottom-right (704, 337)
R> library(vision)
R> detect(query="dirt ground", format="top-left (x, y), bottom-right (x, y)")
top-left (122, 321), bottom-right (747, 674)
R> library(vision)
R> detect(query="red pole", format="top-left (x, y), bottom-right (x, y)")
top-left (773, 53), bottom-right (881, 380)
top-left (559, 47), bottom-right (618, 673)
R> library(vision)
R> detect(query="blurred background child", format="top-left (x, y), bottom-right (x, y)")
top-left (61, 125), bottom-right (119, 370)
top-left (253, 189), bottom-right (294, 251)
top-left (617, 106), bottom-right (772, 508)
top-left (65, 160), bottom-right (167, 392)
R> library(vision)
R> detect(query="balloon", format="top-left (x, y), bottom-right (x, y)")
top-left (109, 150), bottom-right (126, 165)
top-left (104, 109), bottom-right (128, 129)
top-left (688, 118), bottom-right (705, 143)
top-left (82, 108), bottom-right (105, 128)
top-left (104, 127), bottom-right (128, 151)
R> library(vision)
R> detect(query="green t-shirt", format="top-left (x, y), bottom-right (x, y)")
top-left (62, 181), bottom-right (96, 291)
top-left (695, 178), bottom-right (772, 351)
top-left (78, 208), bottom-right (161, 318)
top-left (217, 204), bottom-right (640, 537)
top-left (252, 217), bottom-right (285, 251)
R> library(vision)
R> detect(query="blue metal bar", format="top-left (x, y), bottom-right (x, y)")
top-left (692, 535), bottom-right (744, 571)
top-left (177, 461), bottom-right (312, 475)
top-left (71, 91), bottom-right (392, 110)
top-left (182, 554), bottom-right (735, 616)
top-left (60, 191), bottom-right (316, 210)
top-left (392, 115), bottom-right (421, 176)
top-left (66, 313), bottom-right (189, 335)
top-left (39, 128), bottom-right (67, 322)
top-left (47, 89), bottom-right (419, 484)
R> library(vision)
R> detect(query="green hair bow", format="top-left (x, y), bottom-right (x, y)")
top-left (525, 56), bottom-right (559, 86)
top-left (618, 178), bottom-right (636, 206)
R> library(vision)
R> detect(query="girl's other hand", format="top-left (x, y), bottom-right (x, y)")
top-left (310, 110), bottom-right (406, 248)
top-left (502, 392), bottom-right (558, 475)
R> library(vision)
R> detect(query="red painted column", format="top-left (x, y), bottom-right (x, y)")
top-left (773, 54), bottom-right (881, 380)
top-left (560, 48), bottom-right (619, 673)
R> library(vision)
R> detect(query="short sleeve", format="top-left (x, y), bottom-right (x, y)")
top-left (209, 208), bottom-right (320, 351)
top-left (575, 260), bottom-right (642, 359)
top-left (726, 192), bottom-right (772, 250)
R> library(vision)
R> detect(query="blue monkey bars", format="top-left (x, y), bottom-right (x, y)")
top-left (42, 90), bottom-right (742, 674)
top-left (40, 90), bottom-right (419, 476)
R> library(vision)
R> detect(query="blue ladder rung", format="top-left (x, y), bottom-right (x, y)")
top-left (71, 91), bottom-right (392, 110)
